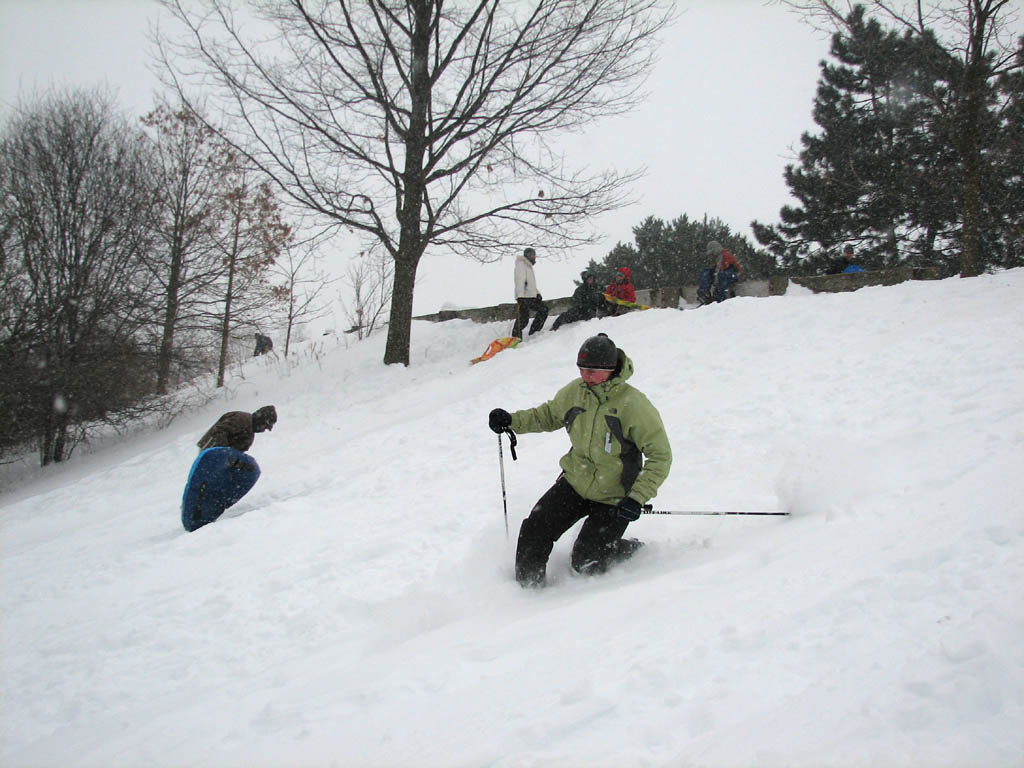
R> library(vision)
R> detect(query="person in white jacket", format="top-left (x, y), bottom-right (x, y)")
top-left (511, 247), bottom-right (549, 338)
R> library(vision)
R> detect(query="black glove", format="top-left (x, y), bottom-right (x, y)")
top-left (616, 497), bottom-right (643, 521)
top-left (489, 408), bottom-right (512, 434)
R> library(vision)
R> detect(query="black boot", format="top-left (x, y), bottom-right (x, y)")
top-left (574, 537), bottom-right (644, 575)
top-left (515, 520), bottom-right (554, 587)
top-left (612, 537), bottom-right (644, 560)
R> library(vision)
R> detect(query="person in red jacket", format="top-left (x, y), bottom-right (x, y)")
top-left (697, 242), bottom-right (743, 304)
top-left (605, 266), bottom-right (636, 315)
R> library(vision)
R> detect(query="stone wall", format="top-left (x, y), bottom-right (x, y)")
top-left (768, 266), bottom-right (942, 296)
top-left (413, 267), bottom-right (941, 323)
top-left (659, 279), bottom-right (772, 307)
top-left (416, 297), bottom-right (574, 324)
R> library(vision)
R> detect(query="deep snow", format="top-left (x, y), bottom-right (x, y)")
top-left (1, 271), bottom-right (1022, 768)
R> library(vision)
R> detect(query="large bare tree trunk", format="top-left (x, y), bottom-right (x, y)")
top-left (383, 4), bottom-right (431, 366)
top-left (384, 254), bottom-right (420, 366)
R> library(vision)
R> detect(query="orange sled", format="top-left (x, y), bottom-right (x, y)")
top-left (470, 336), bottom-right (521, 364)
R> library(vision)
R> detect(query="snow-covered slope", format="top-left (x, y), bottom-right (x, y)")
top-left (2, 271), bottom-right (1022, 767)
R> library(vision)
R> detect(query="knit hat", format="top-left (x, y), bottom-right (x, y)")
top-left (252, 405), bottom-right (277, 432)
top-left (576, 333), bottom-right (618, 371)
top-left (706, 241), bottom-right (721, 255)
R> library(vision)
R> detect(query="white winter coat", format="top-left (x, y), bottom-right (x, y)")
top-left (514, 252), bottom-right (539, 299)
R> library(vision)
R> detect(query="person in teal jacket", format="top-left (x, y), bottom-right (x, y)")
top-left (489, 333), bottom-right (672, 586)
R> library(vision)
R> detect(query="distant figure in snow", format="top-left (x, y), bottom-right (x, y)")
top-left (697, 241), bottom-right (742, 305)
top-left (605, 266), bottom-right (637, 314)
top-left (511, 247), bottom-right (549, 339)
top-left (253, 333), bottom-right (273, 356)
top-left (826, 244), bottom-right (863, 275)
top-left (488, 333), bottom-right (671, 587)
top-left (551, 271), bottom-right (607, 330)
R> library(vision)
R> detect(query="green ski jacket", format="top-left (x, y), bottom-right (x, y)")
top-left (509, 350), bottom-right (672, 506)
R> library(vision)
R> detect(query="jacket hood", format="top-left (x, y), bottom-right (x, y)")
top-left (617, 267), bottom-right (632, 281)
top-left (612, 349), bottom-right (634, 382)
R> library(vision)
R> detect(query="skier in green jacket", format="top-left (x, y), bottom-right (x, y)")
top-left (489, 333), bottom-right (672, 587)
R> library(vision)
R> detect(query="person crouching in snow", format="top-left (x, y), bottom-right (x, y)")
top-left (183, 406), bottom-right (278, 532)
top-left (488, 334), bottom-right (672, 587)
top-left (197, 405), bottom-right (278, 452)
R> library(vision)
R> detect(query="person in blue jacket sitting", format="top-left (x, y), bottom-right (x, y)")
top-left (827, 244), bottom-right (863, 274)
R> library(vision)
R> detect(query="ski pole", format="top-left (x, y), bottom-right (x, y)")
top-left (642, 504), bottom-right (788, 517)
top-left (497, 429), bottom-right (518, 539)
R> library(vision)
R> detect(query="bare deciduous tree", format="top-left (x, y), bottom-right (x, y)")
top-left (0, 89), bottom-right (161, 464)
top-left (157, 0), bottom-right (672, 364)
top-left (341, 249), bottom-right (394, 341)
top-left (270, 236), bottom-right (336, 356)
top-left (210, 174), bottom-right (291, 387)
top-left (141, 104), bottom-right (240, 394)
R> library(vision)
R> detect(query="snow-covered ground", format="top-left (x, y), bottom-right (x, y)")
top-left (2, 271), bottom-right (1022, 768)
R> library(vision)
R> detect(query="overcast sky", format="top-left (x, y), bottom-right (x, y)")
top-left (0, 0), bottom-right (835, 314)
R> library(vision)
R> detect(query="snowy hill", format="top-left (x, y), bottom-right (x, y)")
top-left (2, 271), bottom-right (1022, 767)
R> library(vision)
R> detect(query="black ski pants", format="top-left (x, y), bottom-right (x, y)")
top-left (515, 475), bottom-right (630, 586)
top-left (511, 296), bottom-right (548, 339)
top-left (551, 305), bottom-right (594, 331)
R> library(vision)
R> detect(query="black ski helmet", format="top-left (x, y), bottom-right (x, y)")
top-left (576, 333), bottom-right (618, 370)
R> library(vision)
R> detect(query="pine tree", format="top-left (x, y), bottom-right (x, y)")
top-left (594, 214), bottom-right (774, 291)
top-left (763, 2), bottom-right (1023, 275)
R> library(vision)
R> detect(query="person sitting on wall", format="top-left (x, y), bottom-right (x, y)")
top-left (605, 266), bottom-right (637, 315)
top-left (697, 242), bottom-right (742, 304)
top-left (826, 244), bottom-right (863, 274)
top-left (552, 271), bottom-right (607, 330)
